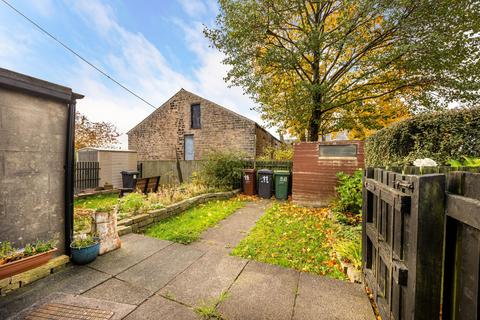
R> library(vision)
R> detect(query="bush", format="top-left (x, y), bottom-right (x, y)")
top-left (366, 107), bottom-right (480, 166)
top-left (199, 150), bottom-right (245, 189)
top-left (119, 192), bottom-right (144, 216)
top-left (257, 145), bottom-right (294, 161)
top-left (333, 170), bottom-right (363, 220)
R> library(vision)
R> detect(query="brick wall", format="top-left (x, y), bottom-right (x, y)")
top-left (128, 89), bottom-right (259, 160)
top-left (292, 141), bottom-right (365, 206)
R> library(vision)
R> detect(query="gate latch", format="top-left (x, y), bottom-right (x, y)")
top-left (394, 180), bottom-right (414, 190)
top-left (393, 261), bottom-right (408, 286)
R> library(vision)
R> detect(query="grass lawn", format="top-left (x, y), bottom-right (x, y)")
top-left (231, 202), bottom-right (360, 280)
top-left (74, 193), bottom-right (119, 210)
top-left (146, 197), bottom-right (247, 244)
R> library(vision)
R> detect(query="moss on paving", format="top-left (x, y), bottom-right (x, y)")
top-left (146, 198), bottom-right (247, 244)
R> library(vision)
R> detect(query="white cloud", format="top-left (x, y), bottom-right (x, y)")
top-left (177, 0), bottom-right (208, 17)
top-left (1, 0), bottom-right (276, 148)
top-left (29, 0), bottom-right (55, 17)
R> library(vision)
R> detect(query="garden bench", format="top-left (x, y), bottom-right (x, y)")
top-left (119, 176), bottom-right (161, 197)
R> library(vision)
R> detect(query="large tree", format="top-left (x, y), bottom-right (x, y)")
top-left (75, 112), bottom-right (120, 150)
top-left (205, 0), bottom-right (480, 141)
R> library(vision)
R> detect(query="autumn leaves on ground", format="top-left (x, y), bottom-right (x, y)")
top-left (232, 202), bottom-right (361, 280)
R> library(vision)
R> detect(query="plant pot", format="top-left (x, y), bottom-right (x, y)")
top-left (0, 248), bottom-right (57, 280)
top-left (70, 241), bottom-right (100, 265)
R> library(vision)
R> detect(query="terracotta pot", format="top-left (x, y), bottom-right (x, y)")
top-left (0, 248), bottom-right (57, 280)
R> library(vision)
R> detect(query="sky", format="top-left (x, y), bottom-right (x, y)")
top-left (0, 0), bottom-right (275, 147)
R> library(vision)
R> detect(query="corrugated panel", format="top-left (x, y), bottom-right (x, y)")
top-left (292, 141), bottom-right (365, 205)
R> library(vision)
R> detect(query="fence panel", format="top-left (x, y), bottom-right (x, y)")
top-left (74, 161), bottom-right (100, 193)
top-left (138, 160), bottom-right (205, 185)
top-left (362, 168), bottom-right (445, 320)
top-left (138, 160), bottom-right (293, 187)
top-left (443, 172), bottom-right (480, 320)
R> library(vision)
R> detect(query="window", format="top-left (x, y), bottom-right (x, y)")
top-left (318, 144), bottom-right (357, 158)
top-left (191, 104), bottom-right (201, 129)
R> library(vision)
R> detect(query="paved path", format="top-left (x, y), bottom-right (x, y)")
top-left (0, 200), bottom-right (375, 320)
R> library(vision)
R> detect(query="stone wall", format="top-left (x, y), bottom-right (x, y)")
top-left (0, 87), bottom-right (68, 253)
top-left (255, 125), bottom-right (282, 158)
top-left (128, 89), bottom-right (261, 160)
top-left (117, 190), bottom-right (240, 235)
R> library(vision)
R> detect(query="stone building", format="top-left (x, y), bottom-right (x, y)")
top-left (128, 89), bottom-right (281, 160)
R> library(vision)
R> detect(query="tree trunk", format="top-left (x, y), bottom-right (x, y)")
top-left (308, 108), bottom-right (321, 142)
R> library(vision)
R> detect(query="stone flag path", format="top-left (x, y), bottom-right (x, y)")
top-left (0, 200), bottom-right (375, 320)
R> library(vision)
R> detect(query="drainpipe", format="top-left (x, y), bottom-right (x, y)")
top-left (64, 94), bottom-right (81, 255)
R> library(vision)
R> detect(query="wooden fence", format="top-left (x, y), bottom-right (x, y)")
top-left (74, 161), bottom-right (100, 193)
top-left (138, 160), bottom-right (293, 186)
top-left (362, 167), bottom-right (480, 320)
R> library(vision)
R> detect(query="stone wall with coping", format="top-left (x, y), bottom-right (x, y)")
top-left (117, 190), bottom-right (240, 236)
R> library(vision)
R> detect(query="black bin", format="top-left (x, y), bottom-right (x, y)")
top-left (257, 169), bottom-right (273, 199)
top-left (121, 170), bottom-right (139, 189)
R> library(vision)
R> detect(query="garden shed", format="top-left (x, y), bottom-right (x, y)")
top-left (292, 141), bottom-right (364, 206)
top-left (77, 148), bottom-right (137, 189)
top-left (0, 68), bottom-right (82, 255)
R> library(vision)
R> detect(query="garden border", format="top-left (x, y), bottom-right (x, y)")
top-left (116, 189), bottom-right (241, 236)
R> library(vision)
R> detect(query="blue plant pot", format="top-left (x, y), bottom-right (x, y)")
top-left (70, 241), bottom-right (100, 265)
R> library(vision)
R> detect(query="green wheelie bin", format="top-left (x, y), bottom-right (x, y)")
top-left (274, 170), bottom-right (290, 200)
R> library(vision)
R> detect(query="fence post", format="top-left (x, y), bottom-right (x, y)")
top-left (406, 174), bottom-right (445, 319)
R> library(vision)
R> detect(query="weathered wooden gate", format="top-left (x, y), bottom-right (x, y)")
top-left (443, 172), bottom-right (480, 320)
top-left (362, 168), bottom-right (445, 320)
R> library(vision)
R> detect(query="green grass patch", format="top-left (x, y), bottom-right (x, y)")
top-left (231, 202), bottom-right (347, 279)
top-left (74, 193), bottom-right (119, 210)
top-left (146, 197), bottom-right (247, 244)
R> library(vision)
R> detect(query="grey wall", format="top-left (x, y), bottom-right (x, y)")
top-left (0, 87), bottom-right (68, 254)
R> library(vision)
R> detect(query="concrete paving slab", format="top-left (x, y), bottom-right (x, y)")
top-left (293, 272), bottom-right (375, 320)
top-left (159, 251), bottom-right (248, 307)
top-left (124, 294), bottom-right (199, 320)
top-left (218, 261), bottom-right (299, 320)
top-left (82, 278), bottom-right (152, 306)
top-left (0, 265), bottom-right (111, 319)
top-left (88, 233), bottom-right (172, 275)
top-left (116, 243), bottom-right (205, 292)
top-left (190, 200), bottom-right (270, 253)
top-left (10, 292), bottom-right (136, 320)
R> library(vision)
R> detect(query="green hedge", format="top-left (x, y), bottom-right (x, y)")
top-left (366, 107), bottom-right (480, 166)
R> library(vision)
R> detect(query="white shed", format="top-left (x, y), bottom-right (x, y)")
top-left (77, 148), bottom-right (137, 188)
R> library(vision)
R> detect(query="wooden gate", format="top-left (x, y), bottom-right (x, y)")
top-left (443, 172), bottom-right (480, 320)
top-left (362, 168), bottom-right (445, 320)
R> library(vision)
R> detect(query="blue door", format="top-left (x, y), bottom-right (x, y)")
top-left (184, 135), bottom-right (194, 160)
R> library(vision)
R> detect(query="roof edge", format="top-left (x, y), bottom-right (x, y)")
top-left (0, 67), bottom-right (83, 102)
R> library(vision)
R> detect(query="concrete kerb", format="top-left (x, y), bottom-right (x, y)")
top-left (117, 190), bottom-right (240, 236)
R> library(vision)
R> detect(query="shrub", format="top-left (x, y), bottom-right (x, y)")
top-left (119, 192), bottom-right (144, 215)
top-left (333, 170), bottom-right (363, 220)
top-left (366, 107), bottom-right (480, 166)
top-left (199, 150), bottom-right (245, 189)
top-left (257, 145), bottom-right (293, 161)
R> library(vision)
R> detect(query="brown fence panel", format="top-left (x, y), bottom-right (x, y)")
top-left (443, 172), bottom-right (480, 320)
top-left (74, 161), bottom-right (100, 193)
top-left (362, 168), bottom-right (445, 320)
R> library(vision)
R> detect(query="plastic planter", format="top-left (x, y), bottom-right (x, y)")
top-left (70, 240), bottom-right (100, 265)
top-left (0, 248), bottom-right (57, 280)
